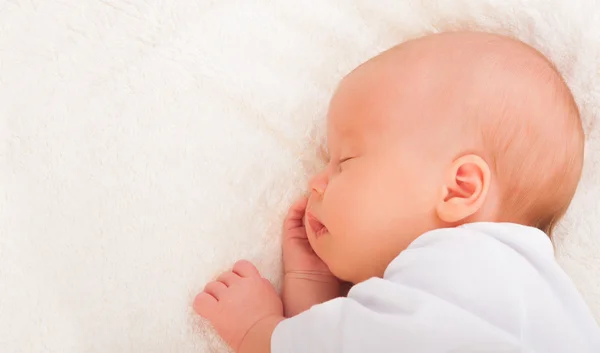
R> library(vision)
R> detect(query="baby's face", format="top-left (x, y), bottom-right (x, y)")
top-left (302, 32), bottom-right (583, 283)
top-left (303, 61), bottom-right (444, 284)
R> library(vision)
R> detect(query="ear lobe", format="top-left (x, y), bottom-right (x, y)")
top-left (437, 155), bottom-right (491, 223)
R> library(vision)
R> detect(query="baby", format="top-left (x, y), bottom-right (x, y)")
top-left (194, 32), bottom-right (600, 352)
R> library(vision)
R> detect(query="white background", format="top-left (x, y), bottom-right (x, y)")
top-left (1, 1), bottom-right (599, 352)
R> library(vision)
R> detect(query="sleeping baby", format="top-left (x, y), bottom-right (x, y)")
top-left (193, 32), bottom-right (600, 352)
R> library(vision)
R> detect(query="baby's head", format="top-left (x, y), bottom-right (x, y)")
top-left (304, 32), bottom-right (584, 284)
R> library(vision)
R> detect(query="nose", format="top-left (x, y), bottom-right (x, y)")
top-left (309, 170), bottom-right (328, 196)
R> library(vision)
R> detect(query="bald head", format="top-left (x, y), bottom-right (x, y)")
top-left (341, 32), bottom-right (584, 235)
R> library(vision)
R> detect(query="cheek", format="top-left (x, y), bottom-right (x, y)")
top-left (325, 173), bottom-right (360, 216)
top-left (322, 169), bottom-right (411, 281)
top-left (324, 171), bottom-right (378, 236)
top-left (325, 166), bottom-right (413, 247)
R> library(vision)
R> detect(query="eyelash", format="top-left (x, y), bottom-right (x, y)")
top-left (339, 157), bottom-right (352, 164)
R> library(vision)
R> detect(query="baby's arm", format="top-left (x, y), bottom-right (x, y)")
top-left (194, 230), bottom-right (526, 353)
top-left (283, 272), bottom-right (340, 317)
top-left (272, 279), bottom-right (522, 353)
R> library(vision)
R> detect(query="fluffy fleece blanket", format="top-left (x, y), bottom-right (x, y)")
top-left (1, 0), bottom-right (599, 352)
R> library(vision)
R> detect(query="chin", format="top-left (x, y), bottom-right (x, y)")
top-left (335, 264), bottom-right (376, 284)
top-left (338, 274), bottom-right (358, 285)
top-left (324, 261), bottom-right (353, 284)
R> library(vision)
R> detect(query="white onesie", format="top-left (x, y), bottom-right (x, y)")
top-left (272, 222), bottom-right (600, 353)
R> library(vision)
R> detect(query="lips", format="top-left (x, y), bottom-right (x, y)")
top-left (306, 212), bottom-right (328, 238)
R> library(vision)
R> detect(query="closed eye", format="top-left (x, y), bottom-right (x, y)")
top-left (337, 157), bottom-right (355, 172)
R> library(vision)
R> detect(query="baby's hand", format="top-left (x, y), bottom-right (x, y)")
top-left (194, 261), bottom-right (283, 353)
top-left (283, 197), bottom-right (333, 277)
top-left (283, 197), bottom-right (333, 276)
top-left (282, 197), bottom-right (340, 316)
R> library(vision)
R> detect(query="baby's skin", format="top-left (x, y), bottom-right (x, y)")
top-left (194, 198), bottom-right (339, 353)
top-left (193, 31), bottom-right (583, 353)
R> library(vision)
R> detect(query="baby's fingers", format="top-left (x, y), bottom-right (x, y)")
top-left (284, 197), bottom-right (308, 231)
top-left (217, 271), bottom-right (240, 287)
top-left (233, 260), bottom-right (261, 278)
top-left (193, 292), bottom-right (217, 318)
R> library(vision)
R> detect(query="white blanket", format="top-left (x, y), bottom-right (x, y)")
top-left (1, 1), bottom-right (598, 352)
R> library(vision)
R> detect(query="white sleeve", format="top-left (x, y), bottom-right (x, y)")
top-left (271, 278), bottom-right (522, 353)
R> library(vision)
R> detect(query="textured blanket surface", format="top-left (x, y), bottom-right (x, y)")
top-left (1, 1), bottom-right (599, 352)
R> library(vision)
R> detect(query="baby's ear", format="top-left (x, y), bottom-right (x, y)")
top-left (436, 154), bottom-right (491, 223)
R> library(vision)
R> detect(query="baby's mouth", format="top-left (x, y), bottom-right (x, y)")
top-left (306, 212), bottom-right (328, 238)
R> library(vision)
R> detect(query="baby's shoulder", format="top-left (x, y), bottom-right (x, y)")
top-left (383, 222), bottom-right (556, 289)
top-left (409, 222), bottom-right (552, 253)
